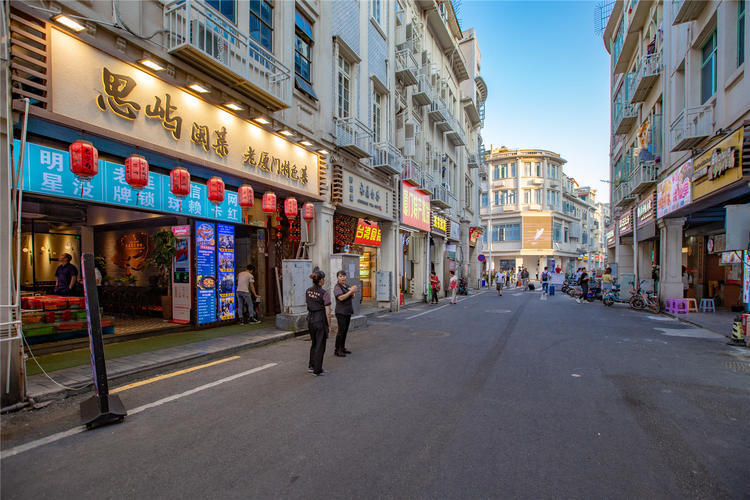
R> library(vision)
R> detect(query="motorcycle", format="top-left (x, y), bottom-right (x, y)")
top-left (602, 285), bottom-right (629, 306)
top-left (458, 277), bottom-right (468, 296)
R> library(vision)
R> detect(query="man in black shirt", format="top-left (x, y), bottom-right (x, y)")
top-left (577, 267), bottom-right (590, 304)
top-left (333, 270), bottom-right (358, 357)
top-left (54, 253), bottom-right (78, 296)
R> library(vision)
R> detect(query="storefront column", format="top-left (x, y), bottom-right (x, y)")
top-left (380, 221), bottom-right (398, 309)
top-left (616, 241), bottom-right (634, 280)
top-left (637, 243), bottom-right (652, 286)
top-left (309, 202), bottom-right (335, 282)
top-left (80, 226), bottom-right (94, 254)
top-left (659, 217), bottom-right (685, 301)
top-left (459, 222), bottom-right (470, 282)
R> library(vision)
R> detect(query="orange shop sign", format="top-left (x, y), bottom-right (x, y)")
top-left (402, 181), bottom-right (430, 231)
top-left (353, 219), bottom-right (381, 247)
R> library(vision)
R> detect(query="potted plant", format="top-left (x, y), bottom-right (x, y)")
top-left (148, 229), bottom-right (177, 319)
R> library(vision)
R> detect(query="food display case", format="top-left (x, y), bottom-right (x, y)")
top-left (21, 295), bottom-right (115, 345)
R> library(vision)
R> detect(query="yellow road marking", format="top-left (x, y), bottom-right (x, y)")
top-left (111, 356), bottom-right (241, 394)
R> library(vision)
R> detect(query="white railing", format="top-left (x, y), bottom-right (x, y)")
top-left (402, 158), bottom-right (423, 185)
top-left (335, 117), bottom-right (373, 155)
top-left (613, 102), bottom-right (639, 134)
top-left (372, 142), bottom-right (402, 175)
top-left (431, 184), bottom-right (451, 206)
top-left (467, 153), bottom-right (478, 168)
top-left (629, 50), bottom-right (661, 98)
top-left (396, 49), bottom-right (419, 76)
top-left (429, 94), bottom-right (449, 121)
top-left (629, 160), bottom-right (658, 194)
top-left (670, 104), bottom-right (713, 150)
top-left (164, 0), bottom-right (291, 105)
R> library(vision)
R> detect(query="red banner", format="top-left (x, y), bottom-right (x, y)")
top-left (353, 219), bottom-right (381, 247)
top-left (402, 181), bottom-right (430, 231)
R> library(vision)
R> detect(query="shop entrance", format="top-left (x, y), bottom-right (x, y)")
top-left (352, 245), bottom-right (377, 301)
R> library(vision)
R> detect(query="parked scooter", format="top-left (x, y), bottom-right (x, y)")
top-left (602, 285), bottom-right (629, 306)
top-left (458, 277), bottom-right (468, 295)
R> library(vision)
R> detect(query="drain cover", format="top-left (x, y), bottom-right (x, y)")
top-left (722, 360), bottom-right (750, 374)
top-left (412, 331), bottom-right (450, 338)
top-left (485, 309), bottom-right (512, 313)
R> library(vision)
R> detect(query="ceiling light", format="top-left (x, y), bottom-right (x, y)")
top-left (300, 140), bottom-right (313, 147)
top-left (278, 129), bottom-right (294, 137)
top-left (52, 14), bottom-right (86, 32)
top-left (138, 58), bottom-right (165, 71)
top-left (318, 149), bottom-right (330, 155)
top-left (254, 117), bottom-right (271, 125)
top-left (224, 102), bottom-right (244, 111)
top-left (187, 83), bottom-right (210, 94)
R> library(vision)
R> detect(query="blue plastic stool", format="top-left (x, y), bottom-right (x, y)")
top-left (549, 285), bottom-right (555, 296)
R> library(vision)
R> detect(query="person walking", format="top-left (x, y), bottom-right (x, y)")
top-left (521, 267), bottom-right (529, 291)
top-left (54, 253), bottom-right (78, 296)
top-left (495, 268), bottom-right (505, 296)
top-left (237, 264), bottom-right (260, 324)
top-left (429, 271), bottom-right (441, 304)
top-left (577, 267), bottom-right (590, 303)
top-left (449, 270), bottom-right (458, 304)
top-left (602, 267), bottom-right (614, 293)
top-left (682, 265), bottom-right (689, 298)
top-left (333, 271), bottom-right (357, 357)
top-left (306, 268), bottom-right (331, 376)
top-left (541, 266), bottom-right (550, 295)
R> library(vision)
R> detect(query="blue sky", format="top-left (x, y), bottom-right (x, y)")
top-left (461, 0), bottom-right (612, 201)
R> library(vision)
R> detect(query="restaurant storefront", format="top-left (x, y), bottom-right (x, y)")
top-left (13, 28), bottom-right (321, 346)
top-left (401, 181), bottom-right (430, 301)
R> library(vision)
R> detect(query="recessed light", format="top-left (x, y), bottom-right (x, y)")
top-left (318, 149), bottom-right (330, 155)
top-left (187, 83), bottom-right (210, 94)
top-left (254, 117), bottom-right (271, 125)
top-left (138, 58), bottom-right (165, 71)
top-left (224, 103), bottom-right (244, 111)
top-left (52, 14), bottom-right (86, 32)
top-left (300, 140), bottom-right (313, 146)
top-left (278, 130), bottom-right (294, 137)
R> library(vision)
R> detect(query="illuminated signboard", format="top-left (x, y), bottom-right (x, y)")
top-left (432, 213), bottom-right (447, 235)
top-left (618, 210), bottom-right (633, 236)
top-left (353, 219), bottom-right (381, 247)
top-left (606, 225), bottom-right (616, 247)
top-left (636, 194), bottom-right (655, 227)
top-left (657, 160), bottom-right (692, 218)
top-left (402, 182), bottom-right (430, 231)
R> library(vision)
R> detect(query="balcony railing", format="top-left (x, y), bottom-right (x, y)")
top-left (428, 94), bottom-right (449, 126)
top-left (395, 49), bottom-right (419, 86)
top-left (412, 73), bottom-right (433, 106)
top-left (445, 112), bottom-right (465, 145)
top-left (164, 0), bottom-right (291, 110)
top-left (402, 158), bottom-right (423, 187)
top-left (335, 117), bottom-right (373, 158)
top-left (431, 184), bottom-right (453, 209)
top-left (613, 179), bottom-right (634, 207)
top-left (628, 160), bottom-right (658, 195)
top-left (372, 142), bottom-right (402, 175)
top-left (467, 153), bottom-right (478, 169)
top-left (670, 104), bottom-right (713, 151)
top-left (613, 100), bottom-right (639, 135)
top-left (629, 51), bottom-right (661, 103)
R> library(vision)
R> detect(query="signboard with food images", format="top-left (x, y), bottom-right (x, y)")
top-left (657, 160), bottom-right (692, 218)
top-left (217, 224), bottom-right (236, 321)
top-left (195, 222), bottom-right (217, 324)
top-left (692, 128), bottom-right (744, 200)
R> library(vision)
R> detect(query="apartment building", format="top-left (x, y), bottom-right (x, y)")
top-left (603, 0), bottom-right (749, 307)
top-left (479, 147), bottom-right (606, 278)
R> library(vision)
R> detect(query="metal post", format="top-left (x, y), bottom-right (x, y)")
top-left (632, 205), bottom-right (638, 289)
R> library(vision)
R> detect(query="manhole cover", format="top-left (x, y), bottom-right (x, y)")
top-left (485, 309), bottom-right (512, 313)
top-left (412, 331), bottom-right (450, 338)
top-left (722, 360), bottom-right (750, 374)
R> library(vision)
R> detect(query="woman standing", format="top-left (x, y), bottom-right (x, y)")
top-left (449, 270), bottom-right (458, 304)
top-left (429, 271), bottom-right (441, 304)
top-left (333, 270), bottom-right (357, 357)
top-left (306, 268), bottom-right (331, 376)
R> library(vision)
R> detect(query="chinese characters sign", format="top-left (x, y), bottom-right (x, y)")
top-left (14, 140), bottom-right (243, 224)
top-left (657, 160), bottom-right (692, 218)
top-left (636, 193), bottom-right (655, 227)
top-left (606, 225), bottom-right (616, 247)
top-left (353, 219), bottom-right (381, 247)
top-left (431, 213), bottom-right (447, 235)
top-left (618, 210), bottom-right (633, 236)
top-left (50, 29), bottom-right (318, 197)
top-left (401, 182), bottom-right (430, 231)
top-left (342, 171), bottom-right (392, 219)
top-left (692, 128), bottom-right (743, 201)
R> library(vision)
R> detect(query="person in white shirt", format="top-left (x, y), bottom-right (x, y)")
top-left (237, 264), bottom-right (260, 324)
top-left (495, 269), bottom-right (505, 296)
top-left (449, 270), bottom-right (458, 304)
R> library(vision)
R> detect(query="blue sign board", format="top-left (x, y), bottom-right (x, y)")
top-left (14, 140), bottom-right (242, 224)
top-left (217, 224), bottom-right (235, 321)
top-left (195, 222), bottom-right (217, 324)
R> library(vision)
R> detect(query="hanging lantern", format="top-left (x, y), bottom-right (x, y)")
top-left (68, 140), bottom-right (99, 197)
top-left (302, 202), bottom-right (315, 221)
top-left (262, 191), bottom-right (277, 213)
top-left (207, 176), bottom-right (225, 217)
top-left (284, 198), bottom-right (298, 218)
top-left (238, 185), bottom-right (254, 208)
top-left (170, 167), bottom-right (191, 211)
top-left (125, 154), bottom-right (149, 205)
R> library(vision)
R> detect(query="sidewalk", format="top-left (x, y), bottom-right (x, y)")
top-left (22, 298), bottom-right (426, 404)
top-left (663, 309), bottom-right (741, 338)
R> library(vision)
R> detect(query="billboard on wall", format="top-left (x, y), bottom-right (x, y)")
top-left (657, 160), bottom-right (692, 218)
top-left (195, 222), bottom-right (217, 324)
top-left (522, 216), bottom-right (552, 250)
top-left (401, 182), bottom-right (430, 231)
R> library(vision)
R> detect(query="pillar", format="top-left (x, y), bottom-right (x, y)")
top-left (309, 202), bottom-right (334, 285)
top-left (80, 226), bottom-right (94, 254)
top-left (380, 221), bottom-right (398, 310)
top-left (659, 217), bottom-right (685, 301)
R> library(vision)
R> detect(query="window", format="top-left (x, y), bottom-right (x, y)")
top-left (207, 0), bottom-right (236, 23)
top-left (492, 224), bottom-right (521, 242)
top-left (582, 232), bottom-right (589, 245)
top-left (535, 189), bottom-right (542, 204)
top-left (250, 0), bottom-right (273, 52)
top-left (535, 162), bottom-right (542, 177)
top-left (510, 162), bottom-right (517, 177)
top-left (372, 0), bottom-right (383, 26)
top-left (494, 190), bottom-right (501, 206)
top-left (294, 12), bottom-right (317, 99)
top-left (481, 192), bottom-right (488, 207)
top-left (740, 1), bottom-right (746, 67)
top-left (553, 223), bottom-right (562, 242)
top-left (493, 165), bottom-right (500, 180)
top-left (507, 189), bottom-right (517, 204)
top-left (500, 164), bottom-right (508, 178)
top-left (372, 91), bottom-right (383, 142)
top-left (523, 162), bottom-right (531, 176)
top-left (564, 226), bottom-right (569, 243)
top-left (701, 31), bottom-right (717, 104)
top-left (523, 190), bottom-right (530, 204)
top-left (337, 55), bottom-right (351, 118)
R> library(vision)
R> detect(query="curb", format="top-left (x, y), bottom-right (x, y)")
top-left (661, 312), bottom-right (729, 338)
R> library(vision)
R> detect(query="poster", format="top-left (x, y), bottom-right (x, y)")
top-left (171, 225), bottom-right (191, 324)
top-left (744, 251), bottom-right (750, 305)
top-left (657, 160), bottom-right (692, 218)
top-left (217, 224), bottom-right (236, 321)
top-left (196, 222), bottom-right (217, 324)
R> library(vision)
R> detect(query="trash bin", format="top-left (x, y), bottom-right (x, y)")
top-left (549, 285), bottom-right (555, 296)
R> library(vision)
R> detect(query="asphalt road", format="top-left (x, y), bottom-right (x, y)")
top-left (2, 288), bottom-right (749, 498)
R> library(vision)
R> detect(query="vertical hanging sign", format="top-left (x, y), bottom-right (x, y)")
top-left (171, 225), bottom-right (191, 324)
top-left (195, 222), bottom-right (217, 324)
top-left (217, 224), bottom-right (236, 321)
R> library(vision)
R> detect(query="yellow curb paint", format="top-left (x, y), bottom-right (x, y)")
top-left (110, 356), bottom-right (241, 394)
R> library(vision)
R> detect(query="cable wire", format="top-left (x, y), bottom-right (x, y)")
top-left (22, 334), bottom-right (90, 391)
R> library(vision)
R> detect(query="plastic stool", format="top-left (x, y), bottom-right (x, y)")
top-left (685, 298), bottom-right (698, 312)
top-left (666, 298), bottom-right (689, 314)
top-left (699, 298), bottom-right (715, 312)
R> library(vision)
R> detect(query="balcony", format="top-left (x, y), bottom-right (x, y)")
top-left (402, 158), bottom-right (423, 186)
top-left (462, 94), bottom-right (481, 127)
top-left (372, 142), bottom-right (402, 175)
top-left (479, 163), bottom-right (488, 179)
top-left (431, 184), bottom-right (453, 209)
top-left (422, 170), bottom-right (435, 194)
top-left (613, 179), bottom-right (634, 207)
top-left (613, 100), bottom-right (639, 135)
top-left (412, 74), bottom-right (433, 106)
top-left (445, 113), bottom-right (465, 146)
top-left (467, 153), bottom-right (479, 169)
top-left (164, 0), bottom-right (291, 110)
top-left (428, 95), bottom-right (450, 129)
top-left (672, 0), bottom-right (708, 25)
top-left (395, 49), bottom-right (419, 86)
top-left (629, 160), bottom-right (658, 195)
top-left (629, 51), bottom-right (661, 103)
top-left (335, 117), bottom-right (373, 158)
top-left (670, 104), bottom-right (713, 151)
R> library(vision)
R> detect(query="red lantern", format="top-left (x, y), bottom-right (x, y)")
top-left (284, 198), bottom-right (298, 218)
top-left (68, 140), bottom-right (98, 197)
top-left (262, 192), bottom-right (277, 213)
top-left (125, 154), bottom-right (149, 204)
top-left (238, 185), bottom-right (254, 208)
top-left (207, 176), bottom-right (225, 217)
top-left (302, 202), bottom-right (315, 221)
top-left (170, 167), bottom-right (191, 211)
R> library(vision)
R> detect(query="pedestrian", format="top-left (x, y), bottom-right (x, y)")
top-left (429, 271), bottom-right (441, 304)
top-left (577, 267), bottom-right (590, 303)
top-left (521, 267), bottom-right (529, 291)
top-left (602, 267), bottom-right (614, 293)
top-left (333, 270), bottom-right (357, 357)
top-left (495, 268), bottom-right (505, 296)
top-left (449, 270), bottom-right (458, 304)
top-left (306, 268), bottom-right (331, 376)
top-left (54, 253), bottom-right (78, 296)
top-left (237, 264), bottom-right (261, 324)
top-left (682, 265), bottom-right (689, 298)
top-left (541, 266), bottom-right (550, 295)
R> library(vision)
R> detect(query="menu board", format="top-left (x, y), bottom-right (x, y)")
top-left (195, 222), bottom-right (217, 324)
top-left (171, 226), bottom-right (191, 324)
top-left (217, 224), bottom-right (236, 321)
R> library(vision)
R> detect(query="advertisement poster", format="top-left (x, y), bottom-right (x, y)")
top-left (401, 181), bottom-right (430, 231)
top-left (522, 216), bottom-right (553, 250)
top-left (171, 225), bottom-right (191, 324)
top-left (196, 222), bottom-right (217, 324)
top-left (353, 219), bottom-right (382, 246)
top-left (217, 224), bottom-right (236, 321)
top-left (744, 251), bottom-right (750, 305)
top-left (657, 160), bottom-right (692, 218)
